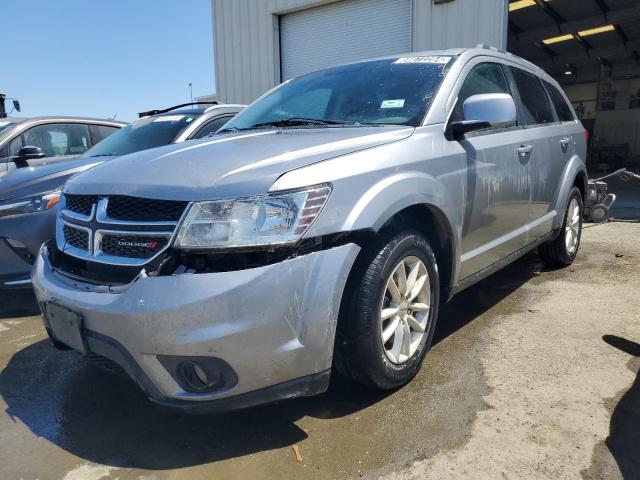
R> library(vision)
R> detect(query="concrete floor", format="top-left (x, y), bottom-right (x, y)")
top-left (0, 221), bottom-right (638, 480)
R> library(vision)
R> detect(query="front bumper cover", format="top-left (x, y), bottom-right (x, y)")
top-left (32, 242), bottom-right (360, 412)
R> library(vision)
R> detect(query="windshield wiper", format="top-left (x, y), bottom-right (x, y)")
top-left (250, 118), bottom-right (362, 129)
top-left (85, 153), bottom-right (119, 158)
top-left (218, 117), bottom-right (365, 134)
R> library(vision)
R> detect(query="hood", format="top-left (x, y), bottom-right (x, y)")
top-left (0, 157), bottom-right (105, 201)
top-left (65, 126), bottom-right (413, 200)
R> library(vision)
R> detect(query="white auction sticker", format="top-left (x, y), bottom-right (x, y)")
top-left (381, 99), bottom-right (405, 109)
top-left (395, 56), bottom-right (451, 64)
top-left (153, 115), bottom-right (184, 122)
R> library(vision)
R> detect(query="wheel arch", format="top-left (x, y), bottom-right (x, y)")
top-left (552, 154), bottom-right (588, 230)
top-left (573, 169), bottom-right (588, 201)
top-left (339, 172), bottom-right (460, 299)
top-left (377, 204), bottom-right (457, 301)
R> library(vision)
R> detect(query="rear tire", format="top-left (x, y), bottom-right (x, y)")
top-left (334, 230), bottom-right (439, 390)
top-left (539, 186), bottom-right (583, 267)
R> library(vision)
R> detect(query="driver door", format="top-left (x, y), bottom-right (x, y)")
top-left (450, 61), bottom-right (532, 279)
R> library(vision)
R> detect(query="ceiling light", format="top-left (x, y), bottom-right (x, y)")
top-left (543, 34), bottom-right (574, 45)
top-left (541, 24), bottom-right (616, 45)
top-left (509, 0), bottom-right (535, 11)
top-left (509, 0), bottom-right (550, 12)
top-left (565, 71), bottom-right (572, 75)
top-left (579, 24), bottom-right (615, 37)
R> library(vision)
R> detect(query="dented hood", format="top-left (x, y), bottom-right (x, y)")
top-left (64, 126), bottom-right (413, 200)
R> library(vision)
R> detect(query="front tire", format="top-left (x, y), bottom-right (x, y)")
top-left (335, 231), bottom-right (440, 390)
top-left (539, 186), bottom-right (583, 267)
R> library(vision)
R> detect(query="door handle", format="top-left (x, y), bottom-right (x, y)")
top-left (560, 137), bottom-right (571, 146)
top-left (518, 144), bottom-right (534, 156)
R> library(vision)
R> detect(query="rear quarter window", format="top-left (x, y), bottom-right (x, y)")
top-left (510, 68), bottom-right (555, 126)
top-left (92, 124), bottom-right (121, 143)
top-left (543, 81), bottom-right (575, 122)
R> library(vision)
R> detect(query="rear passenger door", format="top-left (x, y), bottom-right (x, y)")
top-left (450, 61), bottom-right (532, 279)
top-left (507, 67), bottom-right (561, 240)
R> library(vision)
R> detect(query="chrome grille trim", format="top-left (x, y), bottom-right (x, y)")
top-left (59, 218), bottom-right (93, 258)
top-left (95, 197), bottom-right (180, 227)
top-left (57, 195), bottom-right (190, 267)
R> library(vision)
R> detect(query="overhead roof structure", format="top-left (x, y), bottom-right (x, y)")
top-left (508, 0), bottom-right (640, 83)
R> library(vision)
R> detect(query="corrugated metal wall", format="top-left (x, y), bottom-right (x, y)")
top-left (212, 0), bottom-right (508, 104)
top-left (280, 0), bottom-right (412, 80)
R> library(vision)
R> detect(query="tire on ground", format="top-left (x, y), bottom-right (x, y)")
top-left (539, 186), bottom-right (583, 267)
top-left (334, 230), bottom-right (440, 390)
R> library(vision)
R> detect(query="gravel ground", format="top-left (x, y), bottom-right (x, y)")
top-left (0, 221), bottom-right (638, 480)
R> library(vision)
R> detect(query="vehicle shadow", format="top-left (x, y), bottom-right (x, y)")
top-left (601, 335), bottom-right (640, 477)
top-left (0, 288), bottom-right (40, 319)
top-left (0, 251), bottom-right (542, 470)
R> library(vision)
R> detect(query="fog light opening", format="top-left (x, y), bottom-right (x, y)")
top-left (179, 360), bottom-right (224, 393)
top-left (157, 355), bottom-right (239, 394)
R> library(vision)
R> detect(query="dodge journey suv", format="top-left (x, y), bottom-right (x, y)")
top-left (32, 48), bottom-right (587, 413)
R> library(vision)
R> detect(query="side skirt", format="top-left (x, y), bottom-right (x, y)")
top-left (449, 230), bottom-right (556, 299)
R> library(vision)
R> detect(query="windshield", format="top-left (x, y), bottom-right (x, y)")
top-left (223, 56), bottom-right (454, 131)
top-left (82, 113), bottom-right (198, 157)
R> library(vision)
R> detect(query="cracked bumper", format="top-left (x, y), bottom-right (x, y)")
top-left (31, 243), bottom-right (360, 410)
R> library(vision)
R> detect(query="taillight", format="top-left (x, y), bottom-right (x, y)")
top-left (583, 130), bottom-right (589, 142)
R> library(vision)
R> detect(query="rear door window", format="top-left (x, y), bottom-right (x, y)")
top-left (510, 68), bottom-right (555, 126)
top-left (191, 115), bottom-right (235, 139)
top-left (543, 81), bottom-right (575, 122)
top-left (91, 124), bottom-right (121, 144)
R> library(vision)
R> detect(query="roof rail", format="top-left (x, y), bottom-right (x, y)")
top-left (475, 43), bottom-right (502, 52)
top-left (138, 101), bottom-right (218, 118)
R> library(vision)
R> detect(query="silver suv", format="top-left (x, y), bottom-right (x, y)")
top-left (32, 48), bottom-right (587, 413)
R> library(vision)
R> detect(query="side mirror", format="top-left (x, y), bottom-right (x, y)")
top-left (449, 93), bottom-right (517, 140)
top-left (15, 145), bottom-right (45, 161)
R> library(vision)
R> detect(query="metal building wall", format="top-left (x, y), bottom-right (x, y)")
top-left (212, 0), bottom-right (508, 104)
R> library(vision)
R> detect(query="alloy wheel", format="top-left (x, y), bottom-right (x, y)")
top-left (380, 256), bottom-right (431, 364)
top-left (565, 198), bottom-right (580, 254)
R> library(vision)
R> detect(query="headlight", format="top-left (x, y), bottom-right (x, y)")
top-left (0, 190), bottom-right (61, 218)
top-left (174, 184), bottom-right (331, 249)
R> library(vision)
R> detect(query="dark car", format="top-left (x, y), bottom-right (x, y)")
top-left (0, 116), bottom-right (125, 175)
top-left (0, 104), bottom-right (243, 288)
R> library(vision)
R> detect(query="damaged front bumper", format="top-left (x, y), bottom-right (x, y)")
top-left (31, 242), bottom-right (360, 413)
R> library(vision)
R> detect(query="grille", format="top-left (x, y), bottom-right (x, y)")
top-left (106, 196), bottom-right (188, 222)
top-left (65, 194), bottom-right (97, 216)
top-left (63, 225), bottom-right (89, 250)
top-left (100, 234), bottom-right (167, 258)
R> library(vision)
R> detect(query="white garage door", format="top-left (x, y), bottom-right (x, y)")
top-left (280, 0), bottom-right (412, 80)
